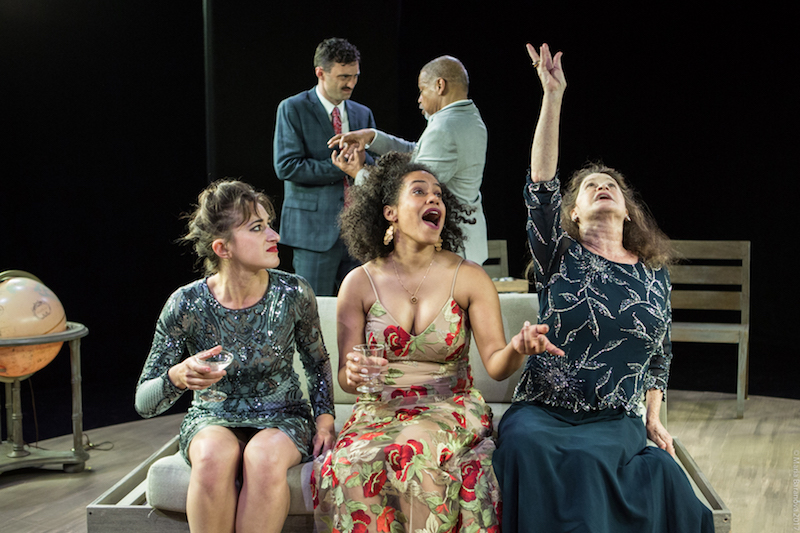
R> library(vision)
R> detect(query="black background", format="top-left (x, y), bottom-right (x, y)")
top-left (2, 1), bottom-right (796, 442)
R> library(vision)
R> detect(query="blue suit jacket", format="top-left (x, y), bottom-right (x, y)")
top-left (273, 88), bottom-right (376, 252)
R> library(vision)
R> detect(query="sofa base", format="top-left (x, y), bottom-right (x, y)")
top-left (87, 434), bottom-right (730, 533)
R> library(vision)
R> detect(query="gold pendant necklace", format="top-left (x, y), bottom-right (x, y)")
top-left (391, 255), bottom-right (434, 304)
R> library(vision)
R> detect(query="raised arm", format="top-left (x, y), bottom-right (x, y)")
top-left (528, 43), bottom-right (566, 183)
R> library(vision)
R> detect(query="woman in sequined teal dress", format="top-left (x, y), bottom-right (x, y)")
top-left (491, 43), bottom-right (714, 532)
top-left (135, 180), bottom-right (335, 533)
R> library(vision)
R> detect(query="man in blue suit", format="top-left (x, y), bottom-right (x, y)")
top-left (273, 38), bottom-right (376, 295)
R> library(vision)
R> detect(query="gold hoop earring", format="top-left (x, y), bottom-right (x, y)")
top-left (383, 225), bottom-right (394, 246)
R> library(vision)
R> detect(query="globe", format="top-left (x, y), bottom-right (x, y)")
top-left (0, 276), bottom-right (67, 378)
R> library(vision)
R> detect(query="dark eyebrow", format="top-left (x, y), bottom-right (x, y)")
top-left (409, 180), bottom-right (442, 188)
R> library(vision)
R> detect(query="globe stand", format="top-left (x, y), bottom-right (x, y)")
top-left (0, 322), bottom-right (90, 473)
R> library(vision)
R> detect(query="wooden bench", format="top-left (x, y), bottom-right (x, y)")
top-left (669, 240), bottom-right (751, 418)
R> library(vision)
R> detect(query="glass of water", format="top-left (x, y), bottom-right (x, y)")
top-left (354, 344), bottom-right (386, 394)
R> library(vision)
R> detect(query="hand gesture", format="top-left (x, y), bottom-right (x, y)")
top-left (511, 322), bottom-right (564, 356)
top-left (327, 129), bottom-right (375, 152)
top-left (169, 345), bottom-right (227, 391)
top-left (527, 42), bottom-right (566, 95)
top-left (331, 143), bottom-right (366, 178)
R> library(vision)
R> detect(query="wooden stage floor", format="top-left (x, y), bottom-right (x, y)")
top-left (1, 390), bottom-right (798, 533)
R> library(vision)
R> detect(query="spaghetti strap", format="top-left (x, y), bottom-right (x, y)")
top-left (450, 258), bottom-right (465, 298)
top-left (361, 264), bottom-right (380, 301)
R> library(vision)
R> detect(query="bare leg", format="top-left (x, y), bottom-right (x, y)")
top-left (393, 424), bottom-right (449, 532)
top-left (186, 426), bottom-right (241, 533)
top-left (236, 428), bottom-right (302, 533)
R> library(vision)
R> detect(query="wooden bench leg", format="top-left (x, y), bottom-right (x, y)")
top-left (736, 334), bottom-right (748, 419)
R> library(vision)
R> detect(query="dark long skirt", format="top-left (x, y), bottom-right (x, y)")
top-left (493, 402), bottom-right (714, 533)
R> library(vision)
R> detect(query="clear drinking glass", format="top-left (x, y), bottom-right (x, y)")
top-left (194, 349), bottom-right (234, 402)
top-left (354, 344), bottom-right (386, 394)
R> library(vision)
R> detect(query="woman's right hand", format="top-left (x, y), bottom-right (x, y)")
top-left (168, 345), bottom-right (227, 391)
top-left (527, 42), bottom-right (566, 95)
top-left (343, 350), bottom-right (388, 389)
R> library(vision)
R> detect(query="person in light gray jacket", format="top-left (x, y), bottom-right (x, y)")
top-left (329, 55), bottom-right (489, 265)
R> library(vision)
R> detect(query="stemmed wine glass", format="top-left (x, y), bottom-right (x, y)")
top-left (194, 349), bottom-right (234, 402)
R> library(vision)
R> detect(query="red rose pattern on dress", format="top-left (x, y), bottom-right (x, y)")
top-left (313, 297), bottom-right (501, 532)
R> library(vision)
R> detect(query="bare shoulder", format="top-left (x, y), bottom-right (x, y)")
top-left (452, 256), bottom-right (496, 306)
top-left (456, 257), bottom-right (492, 281)
top-left (338, 262), bottom-right (378, 314)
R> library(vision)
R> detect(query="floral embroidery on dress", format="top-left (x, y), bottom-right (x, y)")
top-left (313, 264), bottom-right (501, 533)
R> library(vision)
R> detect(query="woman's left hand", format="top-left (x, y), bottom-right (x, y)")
top-left (511, 322), bottom-right (565, 356)
top-left (646, 418), bottom-right (676, 458)
top-left (312, 414), bottom-right (336, 457)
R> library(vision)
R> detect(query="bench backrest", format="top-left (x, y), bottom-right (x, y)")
top-left (293, 293), bottom-right (540, 405)
top-left (668, 240), bottom-right (751, 325)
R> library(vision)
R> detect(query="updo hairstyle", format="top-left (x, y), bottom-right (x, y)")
top-left (181, 179), bottom-right (275, 275)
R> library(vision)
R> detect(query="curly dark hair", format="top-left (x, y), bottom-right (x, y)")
top-left (562, 163), bottom-right (674, 268)
top-left (339, 152), bottom-right (474, 263)
top-left (313, 38), bottom-right (361, 71)
top-left (180, 179), bottom-right (275, 275)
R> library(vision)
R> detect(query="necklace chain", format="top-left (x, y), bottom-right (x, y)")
top-left (391, 255), bottom-right (434, 304)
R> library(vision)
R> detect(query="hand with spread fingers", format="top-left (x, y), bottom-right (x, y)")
top-left (511, 321), bottom-right (564, 357)
top-left (526, 42), bottom-right (566, 95)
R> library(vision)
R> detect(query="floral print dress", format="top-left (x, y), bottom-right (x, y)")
top-left (313, 261), bottom-right (501, 533)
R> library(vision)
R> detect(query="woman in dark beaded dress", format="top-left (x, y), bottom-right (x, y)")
top-left (135, 180), bottom-right (335, 533)
top-left (491, 43), bottom-right (714, 532)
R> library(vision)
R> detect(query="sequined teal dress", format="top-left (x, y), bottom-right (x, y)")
top-left (135, 270), bottom-right (334, 464)
top-left (492, 173), bottom-right (713, 532)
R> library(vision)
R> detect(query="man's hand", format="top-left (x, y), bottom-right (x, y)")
top-left (331, 144), bottom-right (366, 178)
top-left (327, 128), bottom-right (376, 151)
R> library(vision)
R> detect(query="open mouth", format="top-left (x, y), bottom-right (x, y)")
top-left (594, 192), bottom-right (613, 201)
top-left (422, 208), bottom-right (442, 228)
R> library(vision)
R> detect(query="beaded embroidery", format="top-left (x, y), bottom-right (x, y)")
top-left (513, 174), bottom-right (672, 413)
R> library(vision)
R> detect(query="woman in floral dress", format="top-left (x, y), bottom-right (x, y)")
top-left (312, 152), bottom-right (560, 533)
